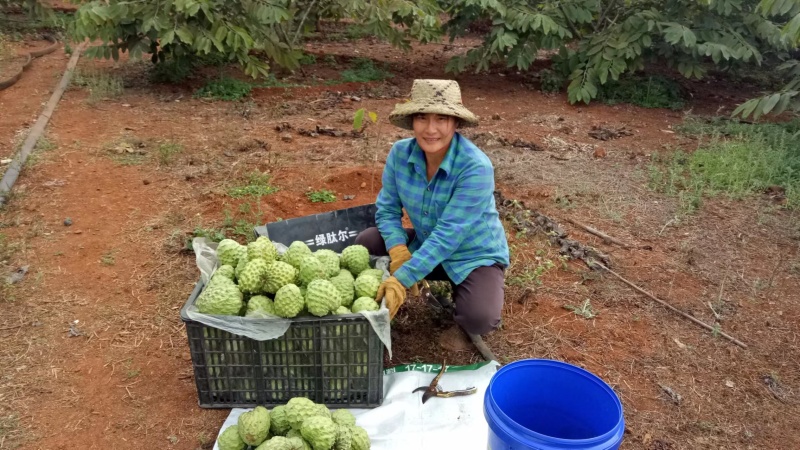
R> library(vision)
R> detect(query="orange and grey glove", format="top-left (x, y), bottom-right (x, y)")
top-left (376, 276), bottom-right (407, 320)
top-left (387, 244), bottom-right (420, 296)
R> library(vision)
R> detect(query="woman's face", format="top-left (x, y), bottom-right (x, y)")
top-left (412, 113), bottom-right (458, 157)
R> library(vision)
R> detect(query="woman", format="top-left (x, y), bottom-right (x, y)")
top-left (355, 79), bottom-right (509, 342)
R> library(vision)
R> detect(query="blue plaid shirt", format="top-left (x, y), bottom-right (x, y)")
top-left (375, 132), bottom-right (509, 287)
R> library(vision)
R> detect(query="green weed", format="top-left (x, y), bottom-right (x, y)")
top-left (341, 58), bottom-right (393, 83)
top-left (538, 68), bottom-right (565, 94)
top-left (564, 299), bottom-right (597, 319)
top-left (156, 141), bottom-right (183, 166)
top-left (72, 68), bottom-right (124, 103)
top-left (299, 53), bottom-right (317, 65)
top-left (149, 58), bottom-right (194, 84)
top-left (507, 259), bottom-right (555, 287)
top-left (100, 250), bottom-right (117, 266)
top-left (227, 172), bottom-right (279, 198)
top-left (306, 189), bottom-right (336, 203)
top-left (651, 118), bottom-right (800, 209)
top-left (194, 77), bottom-right (252, 101)
top-left (597, 75), bottom-right (685, 110)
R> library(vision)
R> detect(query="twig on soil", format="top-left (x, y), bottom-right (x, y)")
top-left (659, 218), bottom-right (676, 236)
top-left (588, 259), bottom-right (748, 349)
top-left (707, 302), bottom-right (722, 320)
top-left (565, 217), bottom-right (631, 248)
top-left (516, 287), bottom-right (535, 305)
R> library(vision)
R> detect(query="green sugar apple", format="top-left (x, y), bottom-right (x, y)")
top-left (287, 436), bottom-right (312, 450)
top-left (331, 410), bottom-right (356, 427)
top-left (334, 424), bottom-right (352, 450)
top-left (270, 405), bottom-right (292, 436)
top-left (341, 245), bottom-right (370, 277)
top-left (314, 249), bottom-right (341, 277)
top-left (239, 258), bottom-right (270, 293)
top-left (246, 295), bottom-right (276, 318)
top-left (218, 424), bottom-right (246, 450)
top-left (255, 436), bottom-right (292, 450)
top-left (264, 261), bottom-right (299, 294)
top-left (217, 239), bottom-right (246, 267)
top-left (274, 284), bottom-right (304, 318)
top-left (357, 268), bottom-right (384, 282)
top-left (329, 273), bottom-right (355, 307)
top-left (315, 404), bottom-right (331, 419)
top-left (300, 416), bottom-right (337, 450)
top-left (196, 281), bottom-right (244, 315)
top-left (334, 306), bottom-right (352, 315)
top-left (238, 405), bottom-right (271, 446)
top-left (248, 237), bottom-right (279, 263)
top-left (235, 254), bottom-right (250, 280)
top-left (351, 297), bottom-right (379, 313)
top-left (284, 241), bottom-right (313, 270)
top-left (305, 279), bottom-right (340, 317)
top-left (298, 256), bottom-right (327, 286)
top-left (215, 264), bottom-right (236, 280)
top-left (286, 397), bottom-right (318, 430)
top-left (337, 268), bottom-right (354, 280)
top-left (353, 275), bottom-right (380, 300)
top-left (349, 426), bottom-right (370, 450)
top-left (286, 430), bottom-right (312, 450)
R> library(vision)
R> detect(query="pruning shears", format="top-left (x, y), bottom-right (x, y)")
top-left (412, 360), bottom-right (477, 404)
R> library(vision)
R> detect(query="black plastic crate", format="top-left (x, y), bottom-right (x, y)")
top-left (181, 282), bottom-right (384, 409)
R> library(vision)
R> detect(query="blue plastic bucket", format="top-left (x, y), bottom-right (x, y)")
top-left (484, 359), bottom-right (624, 450)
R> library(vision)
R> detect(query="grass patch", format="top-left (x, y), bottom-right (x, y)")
top-left (157, 141), bottom-right (183, 166)
top-left (306, 189), bottom-right (336, 203)
top-left (340, 58), bottom-right (393, 83)
top-left (72, 68), bottom-right (124, 103)
top-left (227, 172), bottom-right (279, 198)
top-left (299, 53), bottom-right (317, 65)
top-left (100, 249), bottom-right (117, 266)
top-left (194, 76), bottom-right (252, 101)
top-left (650, 117), bottom-right (800, 211)
top-left (597, 74), bottom-right (685, 110)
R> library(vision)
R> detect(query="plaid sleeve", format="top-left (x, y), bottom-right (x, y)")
top-left (374, 143), bottom-right (409, 251)
top-left (393, 162), bottom-right (495, 288)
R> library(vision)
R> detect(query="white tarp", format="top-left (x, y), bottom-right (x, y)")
top-left (213, 360), bottom-right (500, 450)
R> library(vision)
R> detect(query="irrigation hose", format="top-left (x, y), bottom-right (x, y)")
top-left (0, 42), bottom-right (85, 208)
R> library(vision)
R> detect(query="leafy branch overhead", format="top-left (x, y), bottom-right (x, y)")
top-left (67, 0), bottom-right (443, 78)
top-left (442, 0), bottom-right (800, 117)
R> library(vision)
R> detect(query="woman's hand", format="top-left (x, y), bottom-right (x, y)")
top-left (376, 276), bottom-right (407, 319)
top-left (388, 245), bottom-right (412, 274)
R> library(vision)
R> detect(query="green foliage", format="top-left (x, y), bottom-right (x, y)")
top-left (596, 75), bottom-right (685, 109)
top-left (650, 118), bottom-right (800, 210)
top-left (71, 68), bottom-right (124, 103)
top-left (68, 0), bottom-right (442, 80)
top-left (149, 58), bottom-right (194, 84)
top-left (157, 141), bottom-right (183, 165)
top-left (299, 53), bottom-right (317, 65)
top-left (228, 172), bottom-right (279, 198)
top-left (442, 0), bottom-right (800, 110)
top-left (340, 58), bottom-right (393, 83)
top-left (538, 68), bottom-right (565, 93)
top-left (564, 299), bottom-right (597, 319)
top-left (194, 77), bottom-right (252, 101)
top-left (306, 189), bottom-right (336, 203)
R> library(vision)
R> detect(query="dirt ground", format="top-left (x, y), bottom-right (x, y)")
top-left (0, 24), bottom-right (799, 450)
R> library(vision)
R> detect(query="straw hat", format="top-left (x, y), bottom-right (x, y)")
top-left (388, 79), bottom-right (478, 130)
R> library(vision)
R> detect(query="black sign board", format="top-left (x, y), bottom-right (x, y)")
top-left (254, 203), bottom-right (378, 253)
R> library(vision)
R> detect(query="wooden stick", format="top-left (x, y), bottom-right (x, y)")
top-left (565, 218), bottom-right (630, 248)
top-left (590, 260), bottom-right (748, 349)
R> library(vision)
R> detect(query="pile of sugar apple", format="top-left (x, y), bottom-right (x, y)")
top-left (217, 398), bottom-right (370, 450)
top-left (196, 238), bottom-right (384, 318)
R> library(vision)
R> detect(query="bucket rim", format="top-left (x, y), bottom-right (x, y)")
top-left (485, 358), bottom-right (625, 447)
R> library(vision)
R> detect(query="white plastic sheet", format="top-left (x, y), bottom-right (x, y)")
top-left (212, 361), bottom-right (500, 450)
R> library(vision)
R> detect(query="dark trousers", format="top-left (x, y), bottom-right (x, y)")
top-left (354, 227), bottom-right (505, 335)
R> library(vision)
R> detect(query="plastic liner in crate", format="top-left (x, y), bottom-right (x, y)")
top-left (181, 282), bottom-right (384, 408)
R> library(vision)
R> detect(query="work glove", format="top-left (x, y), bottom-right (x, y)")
top-left (388, 245), bottom-right (412, 274)
top-left (376, 276), bottom-right (407, 320)
top-left (387, 244), bottom-right (420, 296)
